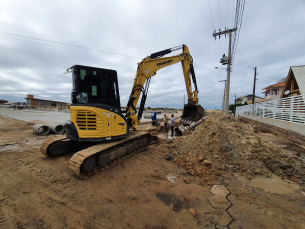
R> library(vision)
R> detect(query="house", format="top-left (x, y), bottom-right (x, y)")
top-left (0, 102), bottom-right (17, 108)
top-left (262, 78), bottom-right (286, 100)
top-left (25, 95), bottom-right (70, 107)
top-left (281, 65), bottom-right (305, 98)
top-left (235, 94), bottom-right (265, 105)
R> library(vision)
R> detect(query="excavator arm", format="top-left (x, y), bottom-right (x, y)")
top-left (126, 44), bottom-right (201, 131)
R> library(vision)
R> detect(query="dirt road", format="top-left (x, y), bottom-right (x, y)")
top-left (0, 112), bottom-right (304, 228)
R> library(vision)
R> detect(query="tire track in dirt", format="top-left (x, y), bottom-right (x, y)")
top-left (16, 147), bottom-right (167, 227)
top-left (0, 148), bottom-right (117, 228)
top-left (0, 201), bottom-right (17, 229)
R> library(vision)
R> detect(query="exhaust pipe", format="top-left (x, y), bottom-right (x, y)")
top-left (32, 124), bottom-right (50, 135)
top-left (47, 124), bottom-right (65, 134)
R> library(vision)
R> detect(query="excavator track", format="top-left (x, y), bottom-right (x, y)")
top-left (40, 133), bottom-right (151, 177)
top-left (68, 133), bottom-right (151, 177)
top-left (40, 135), bottom-right (77, 157)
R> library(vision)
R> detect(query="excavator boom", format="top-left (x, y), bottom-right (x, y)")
top-left (126, 44), bottom-right (204, 130)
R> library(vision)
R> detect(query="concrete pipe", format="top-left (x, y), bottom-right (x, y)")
top-left (47, 123), bottom-right (65, 134)
top-left (32, 124), bottom-right (50, 135)
top-left (175, 116), bottom-right (209, 136)
top-left (143, 114), bottom-right (153, 119)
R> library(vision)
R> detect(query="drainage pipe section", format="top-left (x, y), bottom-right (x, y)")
top-left (32, 124), bottom-right (50, 135)
top-left (175, 115), bottom-right (211, 136)
top-left (143, 114), bottom-right (153, 119)
top-left (47, 124), bottom-right (65, 134)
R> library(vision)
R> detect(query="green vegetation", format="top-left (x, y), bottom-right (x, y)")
top-left (0, 99), bottom-right (8, 104)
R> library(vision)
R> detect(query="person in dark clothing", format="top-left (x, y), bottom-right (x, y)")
top-left (170, 114), bottom-right (175, 137)
top-left (151, 112), bottom-right (159, 126)
top-left (151, 112), bottom-right (157, 121)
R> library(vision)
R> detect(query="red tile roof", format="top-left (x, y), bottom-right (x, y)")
top-left (262, 82), bottom-right (285, 90)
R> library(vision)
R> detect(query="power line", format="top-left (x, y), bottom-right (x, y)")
top-left (233, 59), bottom-right (252, 68)
top-left (207, 0), bottom-right (215, 31)
top-left (231, 70), bottom-right (253, 78)
top-left (231, 0), bottom-right (245, 66)
top-left (0, 32), bottom-right (141, 60)
top-left (232, 0), bottom-right (245, 60)
top-left (227, 0), bottom-right (230, 28)
top-left (231, 0), bottom-right (235, 27)
top-left (217, 0), bottom-right (221, 29)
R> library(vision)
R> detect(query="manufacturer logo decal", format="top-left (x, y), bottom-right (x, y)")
top-left (156, 59), bottom-right (173, 67)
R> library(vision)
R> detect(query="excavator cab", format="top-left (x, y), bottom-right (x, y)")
top-left (66, 65), bottom-right (128, 142)
top-left (70, 65), bottom-right (121, 109)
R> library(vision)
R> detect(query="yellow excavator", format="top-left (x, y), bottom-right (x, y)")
top-left (40, 44), bottom-right (204, 177)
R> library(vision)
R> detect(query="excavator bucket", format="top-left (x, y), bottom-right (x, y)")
top-left (182, 104), bottom-right (205, 121)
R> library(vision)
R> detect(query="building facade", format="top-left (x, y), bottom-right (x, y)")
top-left (262, 78), bottom-right (286, 100)
top-left (235, 94), bottom-right (265, 105)
top-left (281, 65), bottom-right (305, 98)
top-left (25, 95), bottom-right (70, 107)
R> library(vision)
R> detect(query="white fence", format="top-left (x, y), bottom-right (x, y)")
top-left (236, 95), bottom-right (305, 125)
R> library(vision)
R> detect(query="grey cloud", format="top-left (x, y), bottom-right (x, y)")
top-left (0, 0), bottom-right (305, 110)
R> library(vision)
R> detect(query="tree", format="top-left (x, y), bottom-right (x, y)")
top-left (0, 99), bottom-right (8, 104)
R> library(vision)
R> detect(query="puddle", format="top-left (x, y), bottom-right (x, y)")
top-left (156, 193), bottom-right (191, 209)
top-left (0, 144), bottom-right (21, 151)
top-left (260, 133), bottom-right (305, 155)
top-left (0, 129), bottom-right (24, 131)
top-left (283, 144), bottom-right (305, 154)
top-left (249, 175), bottom-right (299, 194)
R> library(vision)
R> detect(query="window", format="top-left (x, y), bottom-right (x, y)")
top-left (80, 69), bottom-right (86, 80)
top-left (113, 82), bottom-right (117, 99)
top-left (92, 85), bottom-right (97, 96)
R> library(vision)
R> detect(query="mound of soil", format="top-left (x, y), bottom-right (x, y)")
top-left (172, 113), bottom-right (305, 182)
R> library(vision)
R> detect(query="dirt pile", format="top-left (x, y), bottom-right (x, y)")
top-left (172, 113), bottom-right (305, 181)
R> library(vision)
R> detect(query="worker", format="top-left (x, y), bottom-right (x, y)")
top-left (151, 112), bottom-right (157, 126)
top-left (170, 114), bottom-right (175, 137)
top-left (164, 114), bottom-right (170, 133)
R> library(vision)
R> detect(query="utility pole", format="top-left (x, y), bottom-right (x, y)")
top-left (213, 27), bottom-right (237, 115)
top-left (252, 67), bottom-right (257, 105)
top-left (219, 80), bottom-right (227, 112)
top-left (234, 94), bottom-right (236, 105)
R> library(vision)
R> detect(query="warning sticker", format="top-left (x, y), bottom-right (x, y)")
top-left (103, 112), bottom-right (110, 117)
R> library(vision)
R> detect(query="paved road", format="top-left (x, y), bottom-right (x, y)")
top-left (0, 108), bottom-right (174, 124)
top-left (0, 109), bottom-right (70, 124)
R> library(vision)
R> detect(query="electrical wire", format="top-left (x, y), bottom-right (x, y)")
top-left (217, 0), bottom-right (221, 29)
top-left (227, 0), bottom-right (229, 28)
top-left (231, 0), bottom-right (235, 27)
top-left (0, 32), bottom-right (141, 60)
top-left (232, 0), bottom-right (245, 60)
top-left (231, 0), bottom-right (245, 67)
top-left (207, 0), bottom-right (215, 31)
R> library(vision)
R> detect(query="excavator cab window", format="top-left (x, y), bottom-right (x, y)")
top-left (71, 65), bottom-right (121, 109)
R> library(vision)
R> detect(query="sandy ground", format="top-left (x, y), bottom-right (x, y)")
top-left (0, 109), bottom-right (305, 229)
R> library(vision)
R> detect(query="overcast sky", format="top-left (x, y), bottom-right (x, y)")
top-left (0, 0), bottom-right (305, 110)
